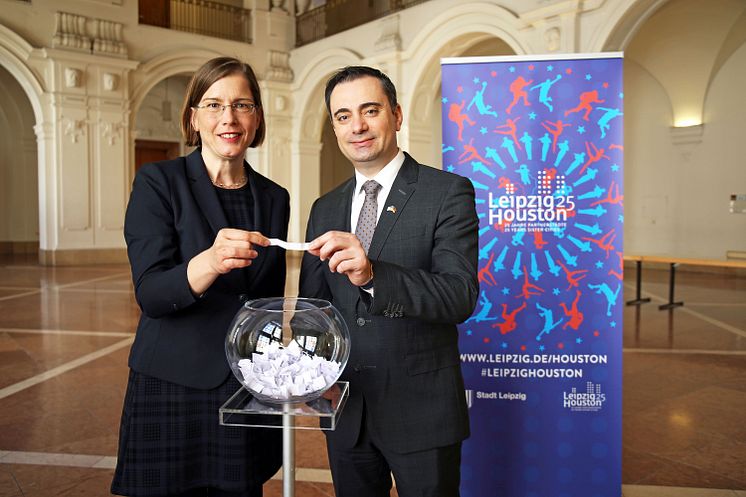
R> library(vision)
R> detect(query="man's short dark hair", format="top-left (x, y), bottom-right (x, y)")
top-left (324, 66), bottom-right (398, 116)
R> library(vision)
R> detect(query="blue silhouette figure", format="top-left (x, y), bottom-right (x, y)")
top-left (595, 107), bottom-right (623, 138)
top-left (467, 81), bottom-right (498, 117)
top-left (530, 75), bottom-right (562, 112)
top-left (466, 291), bottom-right (499, 323)
top-left (515, 164), bottom-right (533, 185)
top-left (536, 302), bottom-right (564, 341)
top-left (588, 282), bottom-right (621, 316)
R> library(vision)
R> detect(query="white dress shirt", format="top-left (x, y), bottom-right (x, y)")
top-left (350, 150), bottom-right (405, 233)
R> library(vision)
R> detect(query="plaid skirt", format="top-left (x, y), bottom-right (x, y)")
top-left (111, 370), bottom-right (282, 496)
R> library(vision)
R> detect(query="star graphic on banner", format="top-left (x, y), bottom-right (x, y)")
top-left (529, 112), bottom-right (537, 120)
top-left (441, 97), bottom-right (448, 103)
top-left (473, 77), bottom-right (480, 84)
top-left (610, 321), bottom-right (617, 328)
top-left (447, 165), bottom-right (455, 172)
top-left (603, 82), bottom-right (609, 88)
top-left (466, 329), bottom-right (473, 335)
top-left (457, 85), bottom-right (463, 93)
top-left (611, 163), bottom-right (620, 172)
top-left (480, 127), bottom-right (487, 135)
top-left (576, 337), bottom-right (583, 344)
top-left (491, 70), bottom-right (497, 77)
top-left (502, 287), bottom-right (510, 295)
top-left (566, 68), bottom-right (573, 74)
top-left (539, 345), bottom-right (545, 351)
top-left (552, 288), bottom-right (560, 295)
top-left (547, 65), bottom-right (554, 71)
top-left (585, 74), bottom-right (592, 80)
top-left (528, 64), bottom-right (535, 70)
top-left (501, 342), bottom-right (508, 349)
top-left (595, 261), bottom-right (604, 269)
top-left (577, 125), bottom-right (586, 134)
top-left (619, 214), bottom-right (624, 223)
top-left (509, 66), bottom-right (516, 73)
top-left (619, 92), bottom-right (624, 99)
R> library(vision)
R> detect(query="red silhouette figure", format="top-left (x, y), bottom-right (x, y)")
top-left (478, 252), bottom-right (498, 287)
top-left (517, 266), bottom-right (544, 300)
top-left (494, 117), bottom-right (522, 150)
top-left (541, 119), bottom-right (572, 153)
top-left (492, 302), bottom-right (527, 335)
top-left (590, 180), bottom-right (623, 207)
top-left (493, 219), bottom-right (511, 232)
top-left (582, 228), bottom-right (617, 259)
top-left (557, 259), bottom-right (588, 290)
top-left (448, 100), bottom-right (475, 142)
top-left (564, 90), bottom-right (605, 121)
top-left (532, 230), bottom-right (548, 250)
top-left (608, 251), bottom-right (624, 280)
top-left (560, 290), bottom-right (584, 330)
top-left (506, 76), bottom-right (533, 114)
top-left (458, 138), bottom-right (491, 165)
top-left (579, 141), bottom-right (610, 175)
top-left (544, 168), bottom-right (557, 182)
top-left (497, 176), bottom-right (524, 195)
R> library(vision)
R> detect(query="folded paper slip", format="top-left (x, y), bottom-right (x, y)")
top-left (268, 238), bottom-right (311, 251)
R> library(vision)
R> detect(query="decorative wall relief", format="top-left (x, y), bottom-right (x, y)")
top-left (99, 119), bottom-right (123, 146)
top-left (103, 73), bottom-right (118, 91)
top-left (65, 68), bottom-right (83, 88)
top-left (266, 51), bottom-right (294, 82)
top-left (63, 118), bottom-right (86, 143)
top-left (545, 27), bottom-right (561, 52)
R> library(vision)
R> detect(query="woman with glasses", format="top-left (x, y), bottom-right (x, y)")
top-left (112, 57), bottom-right (288, 497)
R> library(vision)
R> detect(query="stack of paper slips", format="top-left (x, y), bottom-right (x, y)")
top-left (237, 340), bottom-right (341, 399)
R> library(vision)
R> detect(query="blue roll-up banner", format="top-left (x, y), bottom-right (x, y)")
top-left (442, 53), bottom-right (623, 497)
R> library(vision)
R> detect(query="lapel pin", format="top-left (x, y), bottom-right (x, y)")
top-left (386, 205), bottom-right (397, 214)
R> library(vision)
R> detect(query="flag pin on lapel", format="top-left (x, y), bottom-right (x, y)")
top-left (386, 205), bottom-right (397, 214)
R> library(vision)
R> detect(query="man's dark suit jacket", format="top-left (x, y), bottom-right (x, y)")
top-left (299, 152), bottom-right (479, 454)
top-left (124, 149), bottom-right (290, 390)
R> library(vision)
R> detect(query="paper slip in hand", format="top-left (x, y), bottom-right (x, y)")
top-left (268, 238), bottom-right (311, 251)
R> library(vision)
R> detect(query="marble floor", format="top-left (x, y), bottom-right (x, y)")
top-left (0, 253), bottom-right (744, 497)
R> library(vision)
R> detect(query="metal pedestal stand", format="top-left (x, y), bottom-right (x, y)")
top-left (219, 382), bottom-right (349, 497)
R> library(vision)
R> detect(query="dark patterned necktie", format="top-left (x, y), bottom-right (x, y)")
top-left (355, 180), bottom-right (382, 253)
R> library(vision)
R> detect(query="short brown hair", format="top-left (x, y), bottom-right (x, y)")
top-left (180, 57), bottom-right (265, 147)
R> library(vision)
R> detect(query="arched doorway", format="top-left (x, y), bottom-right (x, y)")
top-left (133, 75), bottom-right (191, 172)
top-left (408, 35), bottom-right (517, 169)
top-left (0, 64), bottom-right (38, 256)
top-left (319, 116), bottom-right (350, 195)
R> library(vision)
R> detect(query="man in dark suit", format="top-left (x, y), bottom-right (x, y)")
top-left (300, 66), bottom-right (479, 497)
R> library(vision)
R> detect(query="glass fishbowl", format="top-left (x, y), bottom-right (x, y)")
top-left (225, 297), bottom-right (350, 405)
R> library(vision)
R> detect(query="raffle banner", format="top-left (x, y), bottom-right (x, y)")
top-left (442, 53), bottom-right (623, 497)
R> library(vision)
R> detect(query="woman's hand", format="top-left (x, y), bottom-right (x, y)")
top-left (187, 229), bottom-right (270, 296)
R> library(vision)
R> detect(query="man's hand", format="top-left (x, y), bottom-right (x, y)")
top-left (308, 231), bottom-right (373, 287)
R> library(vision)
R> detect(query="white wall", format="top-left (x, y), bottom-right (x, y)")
top-left (623, 0), bottom-right (746, 257)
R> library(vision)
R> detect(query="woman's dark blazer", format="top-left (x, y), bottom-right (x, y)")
top-left (124, 148), bottom-right (290, 390)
